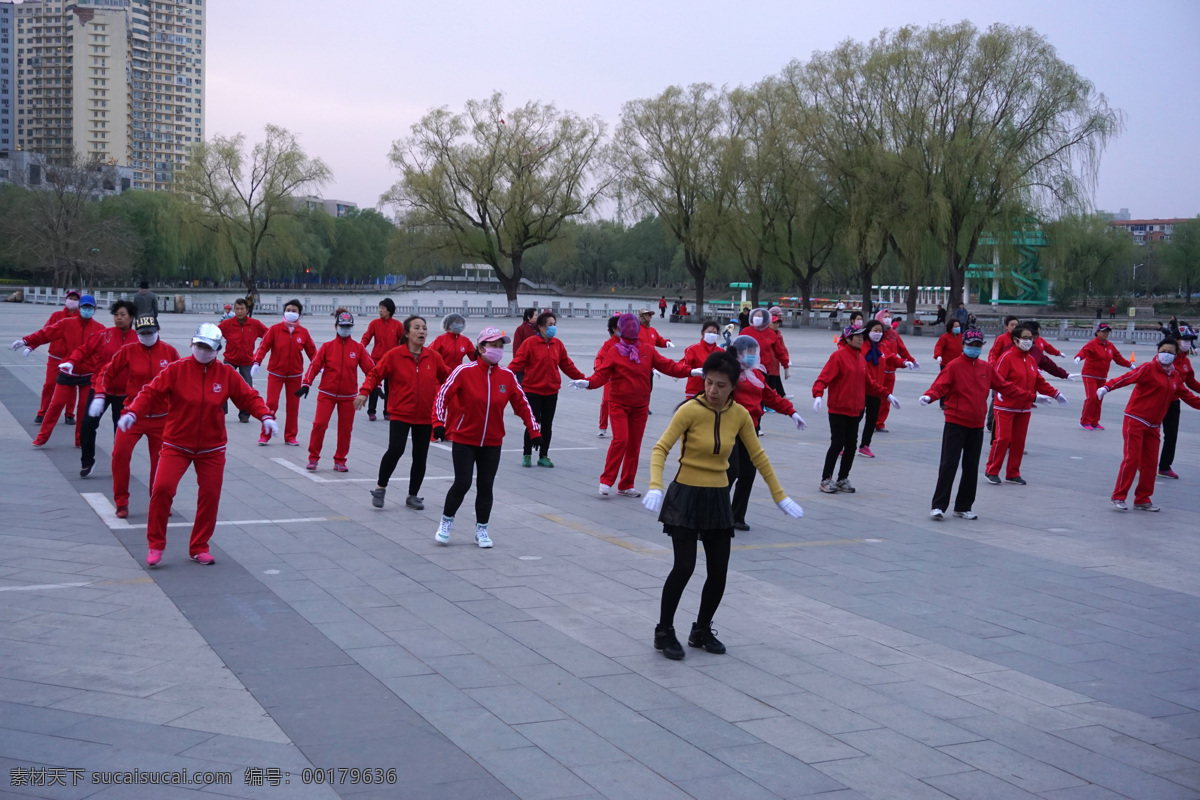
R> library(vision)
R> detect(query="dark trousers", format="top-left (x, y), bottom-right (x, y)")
top-left (932, 422), bottom-right (984, 513)
top-left (823, 413), bottom-right (860, 481)
top-left (727, 436), bottom-right (756, 524)
top-left (765, 373), bottom-right (785, 397)
top-left (659, 533), bottom-right (732, 628)
top-left (223, 363), bottom-right (254, 420)
top-left (81, 390), bottom-right (125, 470)
top-left (443, 442), bottom-right (502, 524)
top-left (1160, 399), bottom-right (1181, 471)
top-left (378, 421), bottom-right (432, 496)
top-left (523, 392), bottom-right (558, 458)
top-left (367, 381), bottom-right (387, 415)
top-left (860, 396), bottom-right (882, 448)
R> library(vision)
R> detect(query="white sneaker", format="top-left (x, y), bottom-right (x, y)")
top-left (475, 524), bottom-right (493, 548)
top-left (597, 429), bottom-right (607, 438)
top-left (599, 483), bottom-right (611, 496)
top-left (953, 511), bottom-right (978, 520)
top-left (930, 509), bottom-right (944, 520)
top-left (1111, 499), bottom-right (1128, 511)
top-left (435, 515), bottom-right (453, 544)
top-left (618, 488), bottom-right (642, 498)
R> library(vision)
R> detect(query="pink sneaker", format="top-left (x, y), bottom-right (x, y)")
top-left (306, 459), bottom-right (318, 470)
top-left (1080, 424), bottom-right (1094, 431)
top-left (334, 463), bottom-right (348, 473)
top-left (191, 553), bottom-right (215, 566)
top-left (1159, 469), bottom-right (1179, 479)
top-left (258, 434), bottom-right (270, 445)
top-left (285, 439), bottom-right (300, 446)
top-left (146, 549), bottom-right (162, 567)
top-left (1093, 424), bottom-right (1105, 430)
top-left (857, 446), bottom-right (875, 458)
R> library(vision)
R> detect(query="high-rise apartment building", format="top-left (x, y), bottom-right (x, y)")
top-left (1, 3), bottom-right (13, 151)
top-left (4, 0), bottom-right (204, 191)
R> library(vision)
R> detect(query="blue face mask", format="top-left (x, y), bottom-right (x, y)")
top-left (742, 354), bottom-right (759, 369)
top-left (449, 323), bottom-right (465, 334)
top-left (963, 345), bottom-right (983, 359)
top-left (544, 325), bottom-right (557, 339)
top-left (79, 307), bottom-right (95, 320)
top-left (952, 327), bottom-right (961, 335)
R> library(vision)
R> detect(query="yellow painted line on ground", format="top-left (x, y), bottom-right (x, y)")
top-left (537, 513), bottom-right (668, 555)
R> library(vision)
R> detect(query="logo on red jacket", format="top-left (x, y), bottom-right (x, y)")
top-left (296, 337), bottom-right (303, 344)
top-left (350, 352), bottom-right (357, 359)
top-left (499, 384), bottom-right (506, 393)
top-left (212, 383), bottom-right (222, 392)
top-left (159, 360), bottom-right (169, 368)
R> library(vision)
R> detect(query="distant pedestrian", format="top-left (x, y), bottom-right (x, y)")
top-left (1109, 304), bottom-right (1116, 319)
top-left (935, 304), bottom-right (946, 325)
top-left (954, 303), bottom-right (969, 327)
top-left (133, 281), bottom-right (159, 321)
top-left (659, 296), bottom-right (668, 318)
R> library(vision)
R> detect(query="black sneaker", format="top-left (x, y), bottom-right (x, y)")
top-left (688, 621), bottom-right (726, 654)
top-left (1005, 476), bottom-right (1027, 485)
top-left (238, 414), bottom-right (250, 424)
top-left (64, 415), bottom-right (75, 426)
top-left (35, 415), bottom-right (44, 424)
top-left (654, 624), bottom-right (685, 660)
top-left (406, 495), bottom-right (424, 511)
top-left (370, 488), bottom-right (385, 508)
top-left (80, 462), bottom-right (94, 478)
top-left (985, 474), bottom-right (1001, 485)
top-left (733, 521), bottom-right (750, 532)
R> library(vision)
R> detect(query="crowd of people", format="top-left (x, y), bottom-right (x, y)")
top-left (11, 296), bottom-right (1199, 658)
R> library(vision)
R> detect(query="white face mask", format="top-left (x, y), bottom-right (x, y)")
top-left (703, 332), bottom-right (720, 345)
top-left (191, 345), bottom-right (218, 364)
top-left (868, 330), bottom-right (883, 342)
top-left (65, 299), bottom-right (80, 311)
top-left (138, 331), bottom-right (159, 347)
top-left (336, 327), bottom-right (352, 338)
top-left (283, 311), bottom-right (300, 324)
top-left (1158, 352), bottom-right (1176, 366)
top-left (1017, 339), bottom-right (1034, 352)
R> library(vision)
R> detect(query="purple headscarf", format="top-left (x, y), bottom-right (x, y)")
top-left (614, 313), bottom-right (641, 364)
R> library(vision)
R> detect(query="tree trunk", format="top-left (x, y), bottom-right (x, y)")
top-left (494, 254), bottom-right (521, 309)
top-left (684, 249), bottom-right (707, 317)
top-left (860, 263), bottom-right (874, 318)
top-left (946, 248), bottom-right (965, 308)
top-left (906, 277), bottom-right (919, 333)
top-left (796, 273), bottom-right (813, 311)
top-left (749, 268), bottom-right (762, 308)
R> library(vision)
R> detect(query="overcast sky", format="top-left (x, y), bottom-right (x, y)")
top-left (207, 0), bottom-right (1199, 220)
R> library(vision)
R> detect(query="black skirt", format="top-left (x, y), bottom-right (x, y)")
top-left (659, 481), bottom-right (735, 540)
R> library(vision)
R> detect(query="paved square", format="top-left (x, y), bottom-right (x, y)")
top-left (2, 301), bottom-right (1198, 799)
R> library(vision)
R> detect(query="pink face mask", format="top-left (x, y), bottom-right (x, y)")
top-left (480, 347), bottom-right (503, 364)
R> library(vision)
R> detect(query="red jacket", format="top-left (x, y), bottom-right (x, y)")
top-left (65, 326), bottom-right (139, 385)
top-left (735, 377), bottom-right (795, 425)
top-left (1177, 352), bottom-right (1200, 393)
top-left (992, 349), bottom-right (1059, 412)
top-left (768, 331), bottom-right (790, 376)
top-left (361, 346), bottom-right (450, 425)
top-left (511, 321), bottom-right (539, 355)
top-left (881, 329), bottom-right (914, 364)
top-left (1036, 337), bottom-right (1062, 357)
top-left (638, 324), bottom-right (670, 348)
top-left (94, 340), bottom-right (181, 407)
top-left (1104, 361), bottom-right (1200, 428)
top-left (218, 316), bottom-right (269, 367)
top-left (923, 356), bottom-right (1029, 428)
top-left (434, 361), bottom-right (539, 447)
top-left (934, 332), bottom-right (963, 365)
top-left (585, 340), bottom-right (691, 407)
top-left (24, 315), bottom-right (104, 362)
top-left (428, 331), bottom-right (477, 368)
top-left (860, 342), bottom-right (905, 399)
top-left (681, 340), bottom-right (722, 395)
top-left (1074, 338), bottom-right (1132, 381)
top-left (812, 343), bottom-right (887, 416)
top-left (303, 336), bottom-right (375, 399)
top-left (988, 336), bottom-right (1013, 365)
top-left (743, 326), bottom-right (784, 373)
top-left (595, 337), bottom-right (616, 369)
top-left (42, 308), bottom-right (77, 358)
top-left (254, 322), bottom-right (316, 378)
top-left (507, 335), bottom-right (585, 395)
top-left (124, 357), bottom-right (273, 454)
top-left (360, 317), bottom-right (403, 361)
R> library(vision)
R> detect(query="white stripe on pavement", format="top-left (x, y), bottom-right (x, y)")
top-left (82, 493), bottom-right (350, 531)
top-left (271, 458), bottom-right (452, 483)
top-left (0, 582), bottom-right (94, 592)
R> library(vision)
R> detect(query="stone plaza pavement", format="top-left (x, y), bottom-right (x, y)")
top-left (1, 302), bottom-right (1199, 800)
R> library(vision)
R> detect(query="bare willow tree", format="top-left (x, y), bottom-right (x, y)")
top-left (384, 92), bottom-right (608, 308)
top-left (1, 152), bottom-right (138, 288)
top-left (174, 124), bottom-right (332, 301)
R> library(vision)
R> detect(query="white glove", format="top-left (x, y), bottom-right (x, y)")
top-left (1074, 356), bottom-right (1083, 365)
top-left (10, 339), bottom-right (25, 352)
top-left (1055, 393), bottom-right (1069, 407)
top-left (887, 394), bottom-right (900, 409)
top-left (665, 341), bottom-right (676, 348)
top-left (783, 368), bottom-right (790, 380)
top-left (262, 418), bottom-right (280, 438)
top-left (21, 347), bottom-right (32, 358)
top-left (903, 361), bottom-right (915, 369)
top-left (1067, 373), bottom-right (1081, 381)
top-left (117, 413), bottom-right (135, 433)
top-left (569, 379), bottom-right (590, 390)
top-left (87, 397), bottom-right (106, 418)
top-left (791, 413), bottom-right (807, 431)
top-left (919, 395), bottom-right (932, 406)
top-left (813, 397), bottom-right (823, 412)
top-left (935, 356), bottom-right (942, 364)
top-left (1035, 393), bottom-right (1053, 405)
top-left (642, 489), bottom-right (663, 512)
top-left (777, 497), bottom-right (804, 518)
top-left (910, 361), bottom-right (921, 370)
top-left (689, 368), bottom-right (703, 377)
top-left (58, 361), bottom-right (74, 375)
top-left (250, 363), bottom-right (260, 378)
top-left (1096, 387), bottom-right (1108, 400)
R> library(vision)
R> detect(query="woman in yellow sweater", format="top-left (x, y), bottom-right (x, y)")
top-left (644, 350), bottom-right (804, 659)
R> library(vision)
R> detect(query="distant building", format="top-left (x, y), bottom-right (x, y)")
top-left (0, 3), bottom-right (12, 152)
top-left (0, 147), bottom-right (132, 195)
top-left (297, 195), bottom-right (359, 218)
top-left (1108, 217), bottom-right (1189, 245)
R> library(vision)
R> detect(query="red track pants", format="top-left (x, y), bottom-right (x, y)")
top-left (35, 382), bottom-right (89, 446)
top-left (264, 374), bottom-right (302, 441)
top-left (601, 403), bottom-right (648, 491)
top-left (876, 372), bottom-right (897, 428)
top-left (1112, 417), bottom-right (1159, 505)
top-left (985, 409), bottom-right (1031, 479)
top-left (308, 394), bottom-right (355, 464)
top-left (147, 446), bottom-right (224, 556)
top-left (112, 417), bottom-right (165, 509)
top-left (598, 387), bottom-right (610, 430)
top-left (1080, 378), bottom-right (1107, 428)
top-left (38, 356), bottom-right (75, 418)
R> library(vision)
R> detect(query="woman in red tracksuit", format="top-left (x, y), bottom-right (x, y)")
top-left (574, 313), bottom-right (692, 497)
top-left (812, 325), bottom-right (893, 494)
top-left (1074, 323), bottom-right (1132, 431)
top-left (252, 299), bottom-right (316, 445)
top-left (299, 311), bottom-right (375, 472)
top-left (984, 326), bottom-right (1068, 485)
top-left (859, 319), bottom-right (913, 458)
top-left (1159, 331), bottom-right (1200, 479)
top-left (742, 309), bottom-right (783, 393)
top-left (119, 323), bottom-right (278, 566)
top-left (680, 321), bottom-right (724, 398)
top-left (31, 291), bottom-right (80, 423)
top-left (429, 313), bottom-right (477, 369)
top-left (15, 294), bottom-right (105, 445)
top-left (596, 315), bottom-right (619, 436)
top-left (765, 309), bottom-right (791, 398)
top-left (1101, 338), bottom-right (1200, 511)
top-left (873, 309), bottom-right (916, 432)
top-left (934, 318), bottom-right (964, 369)
top-left (507, 311), bottom-right (586, 468)
top-left (432, 327), bottom-right (542, 548)
top-left (74, 301), bottom-right (139, 477)
top-left (93, 316), bottom-right (180, 518)
top-left (358, 315), bottom-right (450, 511)
top-left (360, 298), bottom-right (402, 420)
top-left (218, 298), bottom-right (268, 423)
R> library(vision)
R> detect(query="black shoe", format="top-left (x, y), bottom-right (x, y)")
top-left (985, 474), bottom-right (1001, 485)
top-left (733, 520), bottom-right (750, 532)
top-left (64, 415), bottom-right (75, 425)
top-left (688, 621), bottom-right (726, 654)
top-left (80, 462), bottom-right (94, 478)
top-left (35, 415), bottom-right (43, 424)
top-left (654, 624), bottom-right (685, 660)
top-left (238, 414), bottom-right (250, 423)
top-left (1005, 476), bottom-right (1027, 485)
top-left (406, 495), bottom-right (424, 511)
top-left (370, 488), bottom-right (385, 508)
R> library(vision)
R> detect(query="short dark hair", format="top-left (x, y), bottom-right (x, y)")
top-left (1024, 319), bottom-right (1041, 333)
top-left (379, 298), bottom-right (396, 316)
top-left (701, 318), bottom-right (720, 333)
top-left (139, 280), bottom-right (150, 289)
top-left (864, 319), bottom-right (885, 335)
top-left (1158, 337), bottom-right (1179, 353)
top-left (702, 350), bottom-right (741, 387)
top-left (233, 298), bottom-right (248, 309)
top-left (523, 307), bottom-right (537, 322)
top-left (849, 310), bottom-right (863, 323)
top-left (1012, 325), bottom-right (1033, 342)
top-left (607, 316), bottom-right (619, 334)
top-left (536, 311), bottom-right (556, 328)
top-left (285, 298), bottom-right (303, 314)
top-left (110, 299), bottom-right (137, 317)
top-left (945, 318), bottom-right (961, 333)
top-left (1004, 315), bottom-right (1019, 326)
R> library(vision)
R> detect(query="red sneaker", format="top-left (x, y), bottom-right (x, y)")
top-left (258, 434), bottom-right (270, 445)
top-left (191, 553), bottom-right (215, 566)
top-left (306, 460), bottom-right (318, 470)
top-left (334, 463), bottom-right (348, 473)
top-left (285, 439), bottom-right (300, 446)
top-left (857, 446), bottom-right (875, 458)
top-left (115, 506), bottom-right (129, 519)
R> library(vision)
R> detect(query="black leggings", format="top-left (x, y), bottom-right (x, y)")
top-left (659, 534), bottom-right (732, 628)
top-left (81, 390), bottom-right (125, 469)
top-left (765, 373), bottom-right (785, 397)
top-left (443, 442), bottom-right (502, 524)
top-left (524, 392), bottom-right (558, 458)
top-left (860, 396), bottom-right (882, 448)
top-left (1160, 399), bottom-right (1181, 470)
top-left (727, 436), bottom-right (756, 524)
top-left (378, 421), bottom-right (432, 495)
top-left (822, 412), bottom-right (860, 481)
top-left (367, 381), bottom-right (387, 415)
